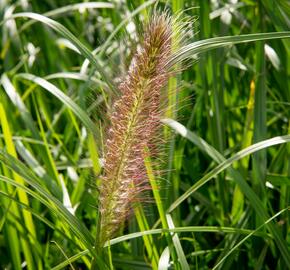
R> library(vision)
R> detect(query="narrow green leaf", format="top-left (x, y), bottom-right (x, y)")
top-left (0, 152), bottom-right (96, 254)
top-left (163, 118), bottom-right (290, 266)
top-left (1, 12), bottom-right (115, 92)
top-left (1, 74), bottom-right (39, 138)
top-left (212, 207), bottom-right (289, 270)
top-left (15, 73), bottom-right (99, 136)
top-left (133, 203), bottom-right (159, 270)
top-left (158, 247), bottom-right (170, 270)
top-left (169, 32), bottom-right (290, 66)
top-left (166, 214), bottom-right (190, 270)
top-left (107, 225), bottom-right (270, 246)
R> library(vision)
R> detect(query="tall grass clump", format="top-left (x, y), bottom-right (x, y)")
top-left (0, 1), bottom-right (290, 269)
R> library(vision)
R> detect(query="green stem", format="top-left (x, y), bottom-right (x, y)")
top-left (144, 147), bottom-right (180, 269)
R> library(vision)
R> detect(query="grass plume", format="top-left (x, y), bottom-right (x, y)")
top-left (98, 11), bottom-right (174, 246)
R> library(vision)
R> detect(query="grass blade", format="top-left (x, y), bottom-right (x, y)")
top-left (164, 118), bottom-right (290, 266)
top-left (169, 32), bottom-right (290, 66)
top-left (1, 12), bottom-right (115, 92)
top-left (15, 73), bottom-right (99, 136)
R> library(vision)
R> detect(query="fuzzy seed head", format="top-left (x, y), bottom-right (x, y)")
top-left (99, 12), bottom-right (173, 245)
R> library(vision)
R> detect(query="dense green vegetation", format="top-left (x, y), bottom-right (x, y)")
top-left (0, 0), bottom-right (289, 269)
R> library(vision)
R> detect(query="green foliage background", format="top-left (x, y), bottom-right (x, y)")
top-left (0, 0), bottom-right (289, 269)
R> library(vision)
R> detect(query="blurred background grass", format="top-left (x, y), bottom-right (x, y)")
top-left (0, 0), bottom-right (289, 269)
